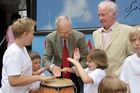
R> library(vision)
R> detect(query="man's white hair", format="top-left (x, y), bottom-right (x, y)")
top-left (98, 0), bottom-right (118, 13)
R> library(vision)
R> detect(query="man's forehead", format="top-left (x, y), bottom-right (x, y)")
top-left (57, 23), bottom-right (71, 32)
top-left (58, 29), bottom-right (71, 33)
top-left (98, 7), bottom-right (110, 14)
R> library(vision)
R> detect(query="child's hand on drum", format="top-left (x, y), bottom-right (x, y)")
top-left (45, 76), bottom-right (56, 80)
top-left (38, 75), bottom-right (56, 81)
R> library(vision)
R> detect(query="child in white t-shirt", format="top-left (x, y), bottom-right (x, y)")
top-left (67, 48), bottom-right (108, 93)
top-left (120, 27), bottom-right (140, 93)
top-left (0, 18), bottom-right (55, 93)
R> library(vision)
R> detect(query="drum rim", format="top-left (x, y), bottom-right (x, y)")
top-left (40, 78), bottom-right (74, 88)
top-left (40, 84), bottom-right (74, 88)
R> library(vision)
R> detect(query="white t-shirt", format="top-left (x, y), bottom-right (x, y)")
top-left (1, 43), bottom-right (32, 93)
top-left (120, 54), bottom-right (140, 93)
top-left (84, 68), bottom-right (106, 93)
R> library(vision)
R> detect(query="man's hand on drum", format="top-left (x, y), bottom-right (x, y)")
top-left (61, 67), bottom-right (75, 73)
top-left (52, 66), bottom-right (61, 77)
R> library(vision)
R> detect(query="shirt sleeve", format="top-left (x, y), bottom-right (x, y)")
top-left (89, 69), bottom-right (106, 85)
top-left (120, 58), bottom-right (131, 84)
top-left (6, 52), bottom-right (22, 76)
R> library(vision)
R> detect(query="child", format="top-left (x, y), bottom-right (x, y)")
top-left (28, 51), bottom-right (49, 91)
top-left (28, 51), bottom-right (48, 75)
top-left (98, 74), bottom-right (127, 93)
top-left (67, 48), bottom-right (108, 93)
top-left (0, 18), bottom-right (55, 93)
top-left (120, 27), bottom-right (140, 93)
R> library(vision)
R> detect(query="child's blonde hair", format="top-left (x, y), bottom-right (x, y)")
top-left (12, 17), bottom-right (36, 38)
top-left (98, 74), bottom-right (127, 93)
top-left (129, 26), bottom-right (140, 43)
top-left (87, 48), bottom-right (108, 69)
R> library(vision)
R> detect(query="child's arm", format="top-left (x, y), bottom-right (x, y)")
top-left (73, 48), bottom-right (80, 76)
top-left (67, 58), bottom-right (93, 83)
top-left (61, 48), bottom-right (81, 75)
top-left (33, 66), bottom-right (49, 75)
top-left (8, 75), bottom-right (56, 87)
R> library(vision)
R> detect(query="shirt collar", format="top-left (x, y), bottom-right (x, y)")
top-left (100, 21), bottom-right (117, 33)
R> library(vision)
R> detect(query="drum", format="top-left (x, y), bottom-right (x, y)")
top-left (40, 78), bottom-right (75, 93)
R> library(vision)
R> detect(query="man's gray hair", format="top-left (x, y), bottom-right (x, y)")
top-left (55, 16), bottom-right (72, 28)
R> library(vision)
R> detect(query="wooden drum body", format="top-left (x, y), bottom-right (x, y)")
top-left (40, 78), bottom-right (75, 93)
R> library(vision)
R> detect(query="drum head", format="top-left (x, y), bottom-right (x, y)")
top-left (41, 78), bottom-right (74, 88)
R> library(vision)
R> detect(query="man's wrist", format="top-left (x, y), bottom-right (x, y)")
top-left (50, 64), bottom-right (55, 71)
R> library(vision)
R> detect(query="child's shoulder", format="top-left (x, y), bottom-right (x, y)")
top-left (95, 68), bottom-right (106, 73)
top-left (124, 54), bottom-right (140, 65)
top-left (125, 54), bottom-right (138, 61)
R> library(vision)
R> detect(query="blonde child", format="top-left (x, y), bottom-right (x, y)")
top-left (120, 27), bottom-right (140, 93)
top-left (67, 48), bottom-right (108, 93)
top-left (98, 74), bottom-right (127, 93)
